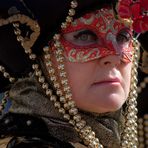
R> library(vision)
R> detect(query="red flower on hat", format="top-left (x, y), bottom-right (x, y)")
top-left (117, 0), bottom-right (148, 33)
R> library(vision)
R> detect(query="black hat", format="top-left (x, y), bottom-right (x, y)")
top-left (0, 0), bottom-right (117, 92)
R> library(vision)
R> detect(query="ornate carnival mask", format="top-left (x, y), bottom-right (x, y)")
top-left (53, 8), bottom-right (133, 63)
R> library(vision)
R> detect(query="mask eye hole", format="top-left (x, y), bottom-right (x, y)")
top-left (116, 29), bottom-right (132, 45)
top-left (63, 29), bottom-right (98, 46)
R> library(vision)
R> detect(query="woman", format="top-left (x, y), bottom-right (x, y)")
top-left (0, 0), bottom-right (147, 147)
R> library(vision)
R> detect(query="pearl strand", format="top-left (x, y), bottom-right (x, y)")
top-left (137, 76), bottom-right (148, 147)
top-left (138, 114), bottom-right (148, 148)
top-left (0, 65), bottom-right (15, 83)
top-left (121, 39), bottom-right (139, 148)
top-left (51, 42), bottom-right (102, 148)
top-left (0, 65), bottom-right (16, 114)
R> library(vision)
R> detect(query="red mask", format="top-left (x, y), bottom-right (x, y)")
top-left (57, 8), bottom-right (133, 63)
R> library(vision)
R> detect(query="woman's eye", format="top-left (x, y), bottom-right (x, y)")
top-left (63, 29), bottom-right (98, 46)
top-left (74, 30), bottom-right (98, 42)
top-left (116, 30), bottom-right (132, 45)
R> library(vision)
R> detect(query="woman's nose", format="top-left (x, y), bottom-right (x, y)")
top-left (99, 54), bottom-right (121, 67)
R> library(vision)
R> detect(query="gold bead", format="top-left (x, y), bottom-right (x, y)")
top-left (38, 76), bottom-right (45, 83)
top-left (138, 137), bottom-right (144, 143)
top-left (66, 16), bottom-right (73, 23)
top-left (14, 29), bottom-right (21, 35)
top-left (46, 61), bottom-right (52, 67)
top-left (0, 66), bottom-right (5, 72)
top-left (9, 77), bottom-right (15, 83)
top-left (60, 96), bottom-right (66, 103)
top-left (63, 86), bottom-right (70, 92)
top-left (60, 71), bottom-right (66, 77)
top-left (59, 108), bottom-right (65, 114)
top-left (53, 82), bottom-right (60, 88)
top-left (61, 79), bottom-right (68, 85)
top-left (144, 126), bottom-right (148, 132)
top-left (121, 140), bottom-right (128, 147)
top-left (50, 76), bottom-right (57, 81)
top-left (68, 100), bottom-right (75, 108)
top-left (4, 72), bottom-right (9, 78)
top-left (73, 114), bottom-right (81, 122)
top-left (29, 53), bottom-right (36, 60)
top-left (144, 114), bottom-right (148, 120)
top-left (69, 108), bottom-right (78, 116)
top-left (97, 144), bottom-right (103, 148)
top-left (146, 139), bottom-right (148, 145)
top-left (65, 93), bottom-right (72, 99)
top-left (58, 64), bottom-right (65, 70)
top-left (56, 49), bottom-right (63, 55)
top-left (69, 9), bottom-right (75, 16)
top-left (71, 0), bottom-right (78, 8)
top-left (88, 140), bottom-right (99, 148)
top-left (54, 101), bottom-right (61, 108)
top-left (144, 77), bottom-right (148, 83)
top-left (63, 114), bottom-right (70, 120)
top-left (13, 23), bottom-right (19, 28)
top-left (46, 89), bottom-right (53, 96)
top-left (64, 103), bottom-right (70, 110)
top-left (54, 41), bottom-right (61, 48)
top-left (50, 95), bottom-right (57, 102)
top-left (24, 48), bottom-right (32, 54)
top-left (57, 56), bottom-right (64, 62)
top-left (48, 68), bottom-right (55, 74)
top-left (76, 120), bottom-right (86, 130)
top-left (32, 64), bottom-right (39, 70)
top-left (144, 120), bottom-right (148, 126)
top-left (44, 54), bottom-right (51, 60)
top-left (83, 138), bottom-right (90, 146)
top-left (17, 36), bottom-right (24, 42)
top-left (53, 34), bottom-right (61, 40)
top-left (61, 22), bottom-right (68, 29)
top-left (81, 126), bottom-right (92, 135)
top-left (141, 82), bottom-right (146, 88)
top-left (137, 87), bottom-right (142, 93)
top-left (43, 46), bottom-right (49, 53)
top-left (42, 83), bottom-right (49, 89)
top-left (56, 89), bottom-right (63, 96)
top-left (35, 70), bottom-right (42, 76)
top-left (139, 144), bottom-right (145, 148)
top-left (69, 120), bottom-right (75, 126)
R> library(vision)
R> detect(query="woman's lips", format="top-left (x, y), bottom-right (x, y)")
top-left (93, 78), bottom-right (121, 86)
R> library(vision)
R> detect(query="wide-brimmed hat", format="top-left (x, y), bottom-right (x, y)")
top-left (0, 0), bottom-right (117, 92)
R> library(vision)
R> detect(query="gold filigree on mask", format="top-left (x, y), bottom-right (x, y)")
top-left (66, 48), bottom-right (100, 62)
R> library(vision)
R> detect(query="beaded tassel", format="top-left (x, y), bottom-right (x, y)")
top-left (0, 65), bottom-right (15, 83)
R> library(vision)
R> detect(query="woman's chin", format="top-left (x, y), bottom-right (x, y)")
top-left (100, 94), bottom-right (126, 112)
top-left (86, 95), bottom-right (125, 113)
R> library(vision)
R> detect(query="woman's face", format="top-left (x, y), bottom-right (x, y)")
top-left (64, 56), bottom-right (132, 113)
top-left (51, 8), bottom-right (133, 113)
